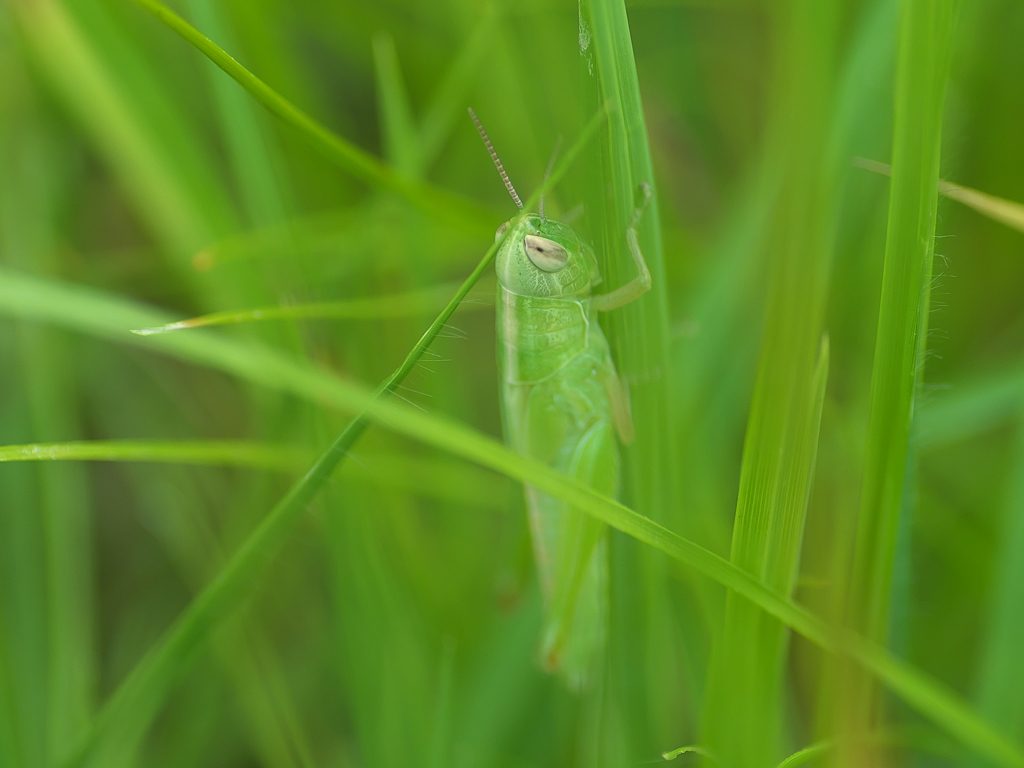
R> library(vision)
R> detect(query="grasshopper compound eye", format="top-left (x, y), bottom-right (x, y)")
top-left (524, 235), bottom-right (568, 272)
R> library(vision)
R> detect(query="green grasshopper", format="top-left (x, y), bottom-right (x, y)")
top-left (469, 109), bottom-right (651, 689)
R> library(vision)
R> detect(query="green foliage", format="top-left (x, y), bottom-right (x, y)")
top-left (1, 1), bottom-right (1023, 768)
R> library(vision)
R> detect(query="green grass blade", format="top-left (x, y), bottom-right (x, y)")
top-left (130, 282), bottom-right (477, 334)
top-left (973, 407), bottom-right (1024, 742)
top-left (840, 3), bottom-right (959, 761)
top-left (128, 0), bottom-right (495, 237)
top-left (0, 440), bottom-right (307, 471)
top-left (775, 741), bottom-right (832, 768)
top-left (578, 0), bottom-right (681, 753)
top-left (372, 32), bottom-right (418, 177)
top-left (916, 366), bottom-right (1024, 449)
top-left (854, 158), bottom-right (1024, 233)
top-left (702, 0), bottom-right (839, 762)
top-left (848, 0), bottom-right (958, 715)
top-left (0, 439), bottom-right (506, 508)
top-left (415, 9), bottom-right (495, 175)
top-left (184, 0), bottom-right (288, 229)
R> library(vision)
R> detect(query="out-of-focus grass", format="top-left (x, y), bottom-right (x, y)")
top-left (2, 1), bottom-right (1024, 768)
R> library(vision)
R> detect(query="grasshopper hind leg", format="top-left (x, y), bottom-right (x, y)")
top-left (538, 419), bottom-right (618, 691)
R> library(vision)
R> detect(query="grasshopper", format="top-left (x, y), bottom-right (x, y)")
top-left (470, 109), bottom-right (651, 689)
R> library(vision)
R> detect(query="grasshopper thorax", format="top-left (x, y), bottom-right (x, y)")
top-left (495, 214), bottom-right (600, 300)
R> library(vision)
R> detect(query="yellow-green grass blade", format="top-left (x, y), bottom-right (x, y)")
top-left (848, 0), bottom-right (959, 740)
top-left (127, 0), bottom-right (496, 239)
top-left (854, 158), bottom-right (1024, 234)
top-left (703, 1), bottom-right (839, 763)
top-left (129, 282), bottom-right (480, 334)
top-left (190, 201), bottom-right (483, 275)
top-left (0, 440), bottom-right (307, 471)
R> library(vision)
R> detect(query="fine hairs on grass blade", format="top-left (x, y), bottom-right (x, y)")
top-left (54, 110), bottom-right (606, 768)
top-left (127, 0), bottom-right (495, 238)
top-left (854, 158), bottom-right (1024, 233)
top-left (130, 282), bottom-right (476, 334)
top-left (702, 0), bottom-right (839, 764)
top-left (844, 0), bottom-right (958, 753)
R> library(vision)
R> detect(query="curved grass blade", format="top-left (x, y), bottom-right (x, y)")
top-left (776, 742), bottom-right (832, 768)
top-left (130, 282), bottom-right (483, 334)
top-left (662, 745), bottom-right (716, 762)
top-left (7, 270), bottom-right (1022, 768)
top-left (127, 0), bottom-right (495, 238)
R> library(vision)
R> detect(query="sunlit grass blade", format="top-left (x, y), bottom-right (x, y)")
top-left (0, 440), bottom-right (307, 471)
top-left (845, 0), bottom-right (958, 756)
top-left (855, 157), bottom-right (1024, 233)
top-left (128, 0), bottom-right (495, 237)
top-left (130, 282), bottom-right (484, 334)
top-left (56, 111), bottom-right (605, 768)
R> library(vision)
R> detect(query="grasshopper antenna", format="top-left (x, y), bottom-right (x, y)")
top-left (539, 136), bottom-right (562, 220)
top-left (468, 107), bottom-right (523, 210)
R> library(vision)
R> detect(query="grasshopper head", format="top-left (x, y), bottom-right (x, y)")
top-left (495, 214), bottom-right (600, 299)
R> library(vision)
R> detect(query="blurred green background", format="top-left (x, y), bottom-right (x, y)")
top-left (1, 0), bottom-right (1023, 767)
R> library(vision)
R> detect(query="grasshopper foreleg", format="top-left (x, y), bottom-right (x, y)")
top-left (592, 181), bottom-right (653, 312)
